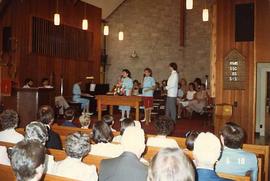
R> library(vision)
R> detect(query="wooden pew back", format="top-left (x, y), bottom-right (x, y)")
top-left (0, 164), bottom-right (77, 181)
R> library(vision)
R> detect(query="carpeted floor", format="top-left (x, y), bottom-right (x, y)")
top-left (57, 109), bottom-right (214, 138)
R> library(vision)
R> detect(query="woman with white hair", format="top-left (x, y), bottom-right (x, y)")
top-left (193, 132), bottom-right (231, 181)
top-left (148, 148), bottom-right (195, 181)
top-left (53, 132), bottom-right (98, 181)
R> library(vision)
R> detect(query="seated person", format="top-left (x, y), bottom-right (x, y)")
top-left (103, 114), bottom-right (116, 132)
top-left (90, 121), bottom-right (123, 158)
top-left (55, 96), bottom-right (70, 115)
top-left (185, 130), bottom-right (199, 151)
top-left (178, 82), bottom-right (196, 118)
top-left (148, 148), bottom-right (195, 181)
top-left (22, 78), bottom-right (34, 88)
top-left (216, 122), bottom-right (258, 181)
top-left (112, 118), bottom-right (135, 143)
top-left (38, 105), bottom-right (62, 149)
top-left (53, 132), bottom-right (98, 181)
top-left (147, 116), bottom-right (179, 148)
top-left (72, 80), bottom-right (93, 113)
top-left (0, 109), bottom-right (24, 165)
top-left (0, 109), bottom-right (24, 143)
top-left (187, 84), bottom-right (208, 114)
top-left (41, 78), bottom-right (53, 88)
top-left (10, 140), bottom-right (46, 181)
top-left (62, 107), bottom-right (76, 127)
top-left (99, 127), bottom-right (147, 181)
top-left (193, 132), bottom-right (231, 181)
top-left (24, 121), bottom-right (54, 174)
top-left (79, 112), bottom-right (91, 129)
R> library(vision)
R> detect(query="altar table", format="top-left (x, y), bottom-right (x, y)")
top-left (95, 95), bottom-right (142, 121)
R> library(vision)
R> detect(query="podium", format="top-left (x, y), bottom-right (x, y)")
top-left (16, 88), bottom-right (55, 128)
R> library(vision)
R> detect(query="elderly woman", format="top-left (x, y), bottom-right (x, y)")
top-left (146, 116), bottom-right (179, 148)
top-left (90, 121), bottom-right (123, 158)
top-left (10, 140), bottom-right (46, 181)
top-left (0, 109), bottom-right (24, 165)
top-left (53, 132), bottom-right (98, 181)
top-left (148, 148), bottom-right (195, 181)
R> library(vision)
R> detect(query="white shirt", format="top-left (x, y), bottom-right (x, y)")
top-left (0, 128), bottom-right (24, 166)
top-left (89, 142), bottom-right (123, 158)
top-left (147, 135), bottom-right (179, 148)
top-left (0, 128), bottom-right (24, 143)
top-left (52, 157), bottom-right (98, 181)
top-left (0, 146), bottom-right (10, 165)
top-left (166, 70), bottom-right (179, 97)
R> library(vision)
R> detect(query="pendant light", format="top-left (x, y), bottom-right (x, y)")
top-left (202, 8), bottom-right (209, 22)
top-left (82, 3), bottom-right (88, 30)
top-left (54, 0), bottom-right (60, 26)
top-left (118, 31), bottom-right (124, 41)
top-left (202, 0), bottom-right (209, 22)
top-left (104, 25), bottom-right (109, 36)
top-left (186, 0), bottom-right (193, 10)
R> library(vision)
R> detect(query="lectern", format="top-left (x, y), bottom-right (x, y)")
top-left (16, 88), bottom-right (55, 128)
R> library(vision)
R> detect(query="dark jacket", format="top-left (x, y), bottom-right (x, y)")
top-left (45, 128), bottom-right (62, 150)
top-left (196, 168), bottom-right (232, 181)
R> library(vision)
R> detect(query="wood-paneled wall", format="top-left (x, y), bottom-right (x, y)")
top-left (0, 0), bottom-right (101, 96)
top-left (213, 0), bottom-right (255, 143)
top-left (255, 0), bottom-right (270, 61)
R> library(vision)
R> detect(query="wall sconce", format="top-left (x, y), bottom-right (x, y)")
top-left (130, 50), bottom-right (138, 59)
top-left (104, 25), bottom-right (109, 36)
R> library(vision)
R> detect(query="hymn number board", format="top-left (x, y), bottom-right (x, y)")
top-left (223, 49), bottom-right (246, 90)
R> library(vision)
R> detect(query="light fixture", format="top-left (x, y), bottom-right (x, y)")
top-left (54, 0), bottom-right (60, 26)
top-left (82, 3), bottom-right (88, 30)
top-left (118, 31), bottom-right (124, 41)
top-left (54, 13), bottom-right (60, 26)
top-left (202, 9), bottom-right (209, 22)
top-left (104, 25), bottom-right (109, 36)
top-left (82, 19), bottom-right (88, 30)
top-left (186, 0), bottom-right (193, 10)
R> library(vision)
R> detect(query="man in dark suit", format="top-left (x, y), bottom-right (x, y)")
top-left (99, 127), bottom-right (147, 181)
top-left (38, 105), bottom-right (62, 150)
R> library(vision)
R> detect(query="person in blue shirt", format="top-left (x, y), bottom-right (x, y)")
top-left (215, 122), bottom-right (258, 181)
top-left (72, 80), bottom-right (92, 113)
top-left (119, 69), bottom-right (133, 121)
top-left (141, 68), bottom-right (155, 125)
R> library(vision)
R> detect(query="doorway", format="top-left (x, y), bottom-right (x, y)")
top-left (256, 63), bottom-right (270, 137)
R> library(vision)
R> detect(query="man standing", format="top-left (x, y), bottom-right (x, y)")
top-left (165, 62), bottom-right (179, 122)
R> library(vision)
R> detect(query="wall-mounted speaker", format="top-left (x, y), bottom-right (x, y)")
top-left (235, 3), bottom-right (254, 42)
top-left (2, 26), bottom-right (12, 52)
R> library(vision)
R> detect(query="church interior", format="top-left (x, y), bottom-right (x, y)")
top-left (0, 0), bottom-right (270, 180)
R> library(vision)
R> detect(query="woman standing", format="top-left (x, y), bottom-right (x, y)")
top-left (141, 68), bottom-right (156, 124)
top-left (119, 69), bottom-right (133, 121)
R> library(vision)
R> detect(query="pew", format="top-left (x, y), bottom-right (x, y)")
top-left (0, 164), bottom-right (76, 181)
top-left (0, 142), bottom-right (252, 181)
top-left (217, 172), bottom-right (251, 181)
top-left (242, 144), bottom-right (269, 181)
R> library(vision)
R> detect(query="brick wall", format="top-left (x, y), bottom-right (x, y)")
top-left (105, 0), bottom-right (210, 86)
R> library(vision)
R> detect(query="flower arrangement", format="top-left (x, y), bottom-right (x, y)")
top-left (113, 80), bottom-right (125, 96)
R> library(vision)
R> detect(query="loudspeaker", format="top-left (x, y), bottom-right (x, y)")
top-left (235, 3), bottom-right (254, 42)
top-left (2, 26), bottom-right (12, 52)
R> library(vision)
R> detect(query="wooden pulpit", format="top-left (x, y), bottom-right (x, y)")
top-left (16, 88), bottom-right (55, 128)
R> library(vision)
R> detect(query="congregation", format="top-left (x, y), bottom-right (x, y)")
top-left (0, 105), bottom-right (258, 181)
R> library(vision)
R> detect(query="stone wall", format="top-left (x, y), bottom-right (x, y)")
top-left (105, 0), bottom-right (211, 86)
